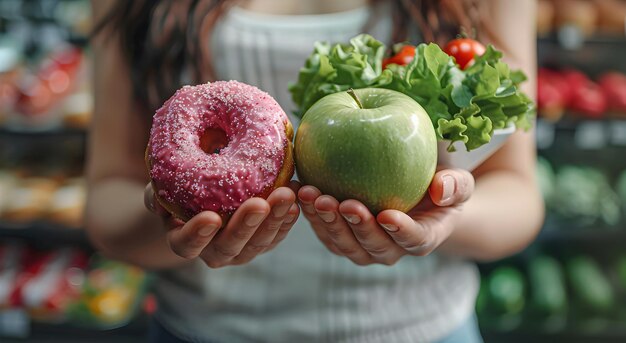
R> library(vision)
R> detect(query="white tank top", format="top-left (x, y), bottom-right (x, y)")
top-left (153, 5), bottom-right (479, 343)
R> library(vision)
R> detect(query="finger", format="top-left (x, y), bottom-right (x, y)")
top-left (297, 185), bottom-right (322, 217)
top-left (314, 195), bottom-right (371, 265)
top-left (428, 169), bottom-right (475, 207)
top-left (270, 203), bottom-right (300, 246)
top-left (339, 200), bottom-right (404, 265)
top-left (144, 183), bottom-right (169, 216)
top-left (234, 188), bottom-right (295, 263)
top-left (376, 210), bottom-right (436, 256)
top-left (167, 211), bottom-right (222, 259)
top-left (202, 198), bottom-right (270, 268)
top-left (297, 187), bottom-right (342, 255)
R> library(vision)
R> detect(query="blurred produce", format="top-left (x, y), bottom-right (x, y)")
top-left (598, 72), bottom-right (626, 114)
top-left (618, 171), bottom-right (626, 212)
top-left (552, 165), bottom-right (620, 226)
top-left (562, 70), bottom-right (608, 119)
top-left (566, 255), bottom-right (615, 316)
top-left (0, 174), bottom-right (86, 227)
top-left (0, 242), bottom-right (147, 328)
top-left (537, 68), bottom-right (569, 121)
top-left (1, 178), bottom-right (58, 222)
top-left (0, 1), bottom-right (137, 340)
top-left (0, 245), bottom-right (87, 320)
top-left (554, 0), bottom-right (599, 37)
top-left (487, 266), bottom-right (526, 316)
top-left (594, 0), bottom-right (626, 35)
top-left (46, 178), bottom-right (86, 228)
top-left (0, 40), bottom-right (21, 122)
top-left (479, 254), bottom-right (626, 333)
top-left (536, 68), bottom-right (626, 120)
top-left (538, 0), bottom-right (626, 37)
top-left (616, 255), bottom-right (626, 291)
top-left (66, 258), bottom-right (147, 327)
top-left (528, 255), bottom-right (568, 318)
top-left (15, 47), bottom-right (82, 116)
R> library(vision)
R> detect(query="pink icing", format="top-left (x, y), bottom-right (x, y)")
top-left (148, 80), bottom-right (290, 218)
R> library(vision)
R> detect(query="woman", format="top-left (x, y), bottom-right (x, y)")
top-left (87, 0), bottom-right (543, 342)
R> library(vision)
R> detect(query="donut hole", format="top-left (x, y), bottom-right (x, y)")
top-left (200, 128), bottom-right (228, 154)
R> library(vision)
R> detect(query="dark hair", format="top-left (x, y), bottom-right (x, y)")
top-left (93, 0), bottom-right (492, 115)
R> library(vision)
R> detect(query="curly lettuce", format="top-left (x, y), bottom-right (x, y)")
top-left (289, 34), bottom-right (535, 152)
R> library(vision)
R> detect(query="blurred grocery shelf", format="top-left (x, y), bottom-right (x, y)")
top-left (2, 316), bottom-right (148, 343)
top-left (480, 1), bottom-right (626, 341)
top-left (0, 126), bottom-right (86, 138)
top-left (0, 221), bottom-right (89, 248)
top-left (0, 2), bottom-right (149, 341)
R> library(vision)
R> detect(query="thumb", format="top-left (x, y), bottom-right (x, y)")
top-left (428, 169), bottom-right (475, 207)
top-left (144, 182), bottom-right (170, 216)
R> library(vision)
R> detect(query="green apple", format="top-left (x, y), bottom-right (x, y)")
top-left (295, 88), bottom-right (437, 214)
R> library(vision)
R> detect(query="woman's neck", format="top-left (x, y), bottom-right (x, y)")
top-left (239, 0), bottom-right (369, 15)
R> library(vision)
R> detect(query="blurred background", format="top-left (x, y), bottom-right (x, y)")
top-left (0, 0), bottom-right (625, 342)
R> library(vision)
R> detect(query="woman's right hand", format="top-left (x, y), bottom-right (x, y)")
top-left (144, 182), bottom-right (300, 268)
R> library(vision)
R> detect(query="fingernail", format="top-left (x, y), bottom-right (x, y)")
top-left (380, 223), bottom-right (399, 232)
top-left (441, 175), bottom-right (456, 204)
top-left (245, 212), bottom-right (266, 226)
top-left (342, 214), bottom-right (361, 225)
top-left (198, 224), bottom-right (217, 237)
top-left (317, 211), bottom-right (335, 223)
top-left (272, 202), bottom-right (291, 218)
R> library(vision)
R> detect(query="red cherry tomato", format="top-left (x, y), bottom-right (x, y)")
top-left (443, 38), bottom-right (486, 70)
top-left (382, 45), bottom-right (416, 69)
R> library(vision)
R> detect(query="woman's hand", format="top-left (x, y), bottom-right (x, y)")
top-left (298, 169), bottom-right (474, 266)
top-left (145, 182), bottom-right (300, 268)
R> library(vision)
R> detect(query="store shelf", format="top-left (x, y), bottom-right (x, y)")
top-left (538, 226), bottom-right (626, 246)
top-left (538, 34), bottom-right (626, 76)
top-left (0, 126), bottom-right (87, 139)
top-left (482, 329), bottom-right (626, 343)
top-left (0, 220), bottom-right (90, 248)
top-left (538, 35), bottom-right (626, 49)
top-left (1, 312), bottom-right (148, 343)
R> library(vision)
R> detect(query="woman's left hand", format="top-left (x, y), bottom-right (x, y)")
top-left (298, 169), bottom-right (475, 266)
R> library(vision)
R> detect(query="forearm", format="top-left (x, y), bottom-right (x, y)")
top-left (86, 178), bottom-right (190, 270)
top-left (439, 168), bottom-right (544, 261)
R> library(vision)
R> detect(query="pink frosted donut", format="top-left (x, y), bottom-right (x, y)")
top-left (146, 81), bottom-right (294, 221)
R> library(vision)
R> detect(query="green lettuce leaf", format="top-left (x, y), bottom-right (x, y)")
top-left (288, 34), bottom-right (392, 117)
top-left (289, 34), bottom-right (535, 151)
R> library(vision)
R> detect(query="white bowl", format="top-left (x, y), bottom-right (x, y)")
top-left (437, 125), bottom-right (516, 171)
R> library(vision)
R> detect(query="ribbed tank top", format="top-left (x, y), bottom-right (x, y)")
top-left (153, 5), bottom-right (479, 342)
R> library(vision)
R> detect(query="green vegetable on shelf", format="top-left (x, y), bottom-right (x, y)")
top-left (488, 266), bottom-right (526, 315)
top-left (616, 170), bottom-right (626, 212)
top-left (616, 255), bottom-right (626, 292)
top-left (476, 278), bottom-right (488, 314)
top-left (528, 255), bottom-right (567, 317)
top-left (553, 166), bottom-right (621, 226)
top-left (566, 255), bottom-right (614, 315)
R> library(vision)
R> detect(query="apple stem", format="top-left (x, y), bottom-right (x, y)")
top-left (347, 88), bottom-right (363, 109)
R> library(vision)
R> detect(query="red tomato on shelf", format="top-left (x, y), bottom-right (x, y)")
top-left (598, 72), bottom-right (626, 113)
top-left (443, 38), bottom-right (486, 70)
top-left (561, 70), bottom-right (608, 118)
